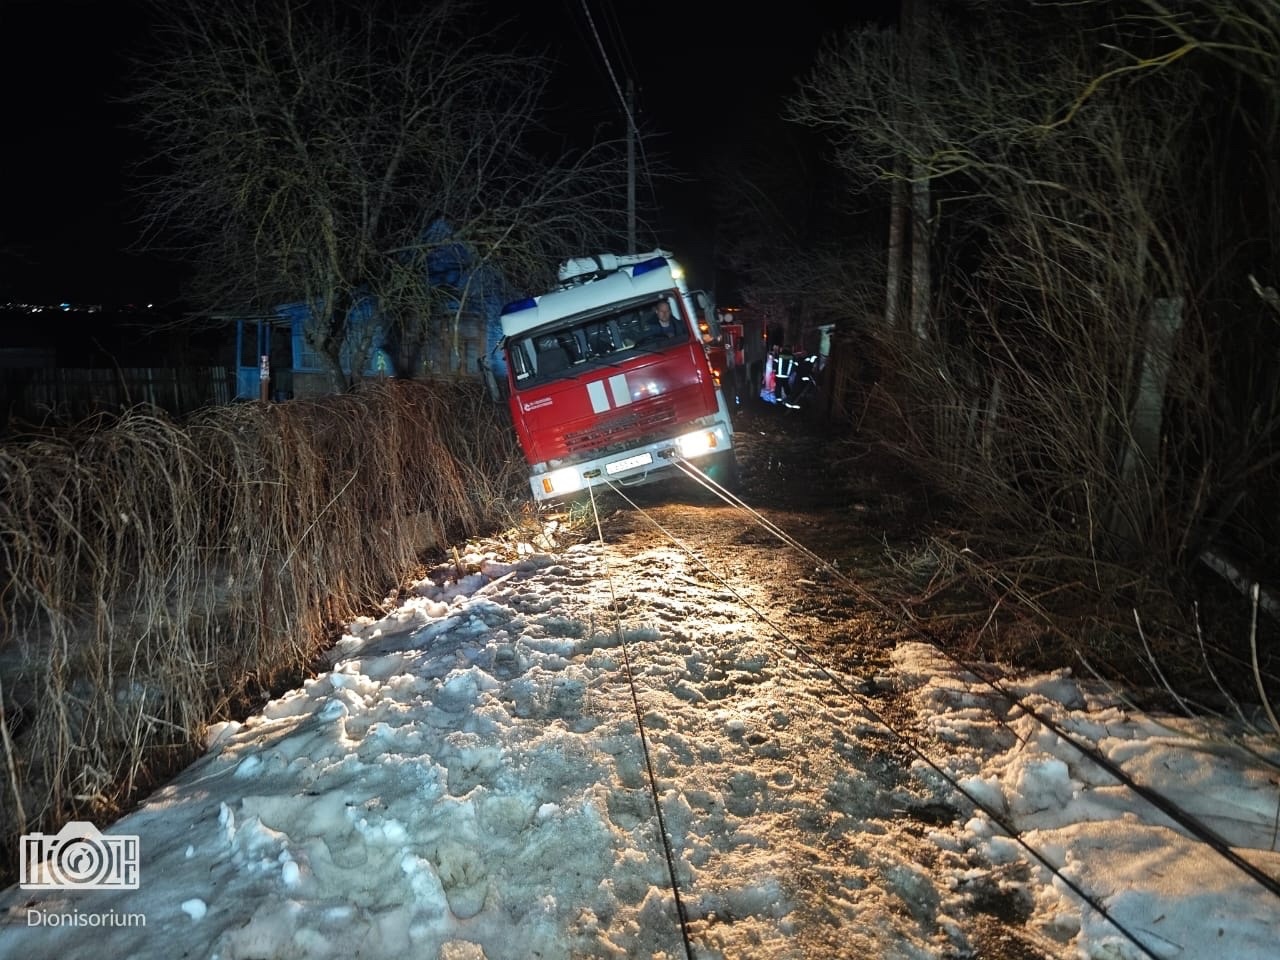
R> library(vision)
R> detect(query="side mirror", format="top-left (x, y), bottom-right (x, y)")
top-left (478, 356), bottom-right (506, 401)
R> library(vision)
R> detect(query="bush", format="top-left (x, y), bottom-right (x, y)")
top-left (0, 378), bottom-right (525, 879)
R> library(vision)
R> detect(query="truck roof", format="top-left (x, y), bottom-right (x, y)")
top-left (500, 252), bottom-right (685, 339)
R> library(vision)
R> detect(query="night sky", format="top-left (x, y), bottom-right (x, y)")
top-left (0, 0), bottom-right (896, 307)
top-left (2, 1), bottom-right (159, 305)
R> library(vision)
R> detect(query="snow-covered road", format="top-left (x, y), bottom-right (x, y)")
top-left (4, 509), bottom-right (1278, 959)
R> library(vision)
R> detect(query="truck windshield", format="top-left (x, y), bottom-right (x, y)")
top-left (507, 295), bottom-right (688, 387)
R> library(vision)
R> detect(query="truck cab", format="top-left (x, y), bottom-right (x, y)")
top-left (500, 250), bottom-right (737, 502)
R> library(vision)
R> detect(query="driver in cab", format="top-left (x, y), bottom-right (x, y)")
top-left (641, 300), bottom-right (680, 342)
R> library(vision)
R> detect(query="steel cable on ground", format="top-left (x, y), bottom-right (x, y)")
top-left (672, 453), bottom-right (1280, 767)
top-left (585, 481), bottom-right (696, 960)
top-left (601, 475), bottom-right (1166, 960)
top-left (667, 454), bottom-right (1280, 902)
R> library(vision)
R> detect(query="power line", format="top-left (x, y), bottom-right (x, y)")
top-left (597, 0), bottom-right (641, 98)
top-left (576, 0), bottom-right (657, 220)
top-left (577, 0), bottom-right (639, 140)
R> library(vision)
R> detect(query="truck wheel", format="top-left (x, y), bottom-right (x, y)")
top-left (705, 450), bottom-right (740, 492)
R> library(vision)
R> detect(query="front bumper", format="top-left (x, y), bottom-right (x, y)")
top-left (528, 419), bottom-right (733, 502)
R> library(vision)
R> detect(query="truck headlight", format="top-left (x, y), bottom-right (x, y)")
top-left (540, 466), bottom-right (582, 496)
top-left (675, 428), bottom-right (721, 458)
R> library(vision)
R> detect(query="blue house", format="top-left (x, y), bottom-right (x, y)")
top-left (232, 298), bottom-right (393, 401)
top-left (232, 222), bottom-right (509, 400)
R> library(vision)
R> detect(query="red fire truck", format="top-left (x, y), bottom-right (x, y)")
top-left (499, 250), bottom-right (737, 502)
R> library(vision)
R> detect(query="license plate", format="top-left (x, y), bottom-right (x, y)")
top-left (605, 452), bottom-right (653, 475)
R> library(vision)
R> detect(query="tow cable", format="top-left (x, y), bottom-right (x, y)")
top-left (664, 453), bottom-right (1280, 899)
top-left (590, 453), bottom-right (1280, 960)
top-left (585, 481), bottom-right (697, 960)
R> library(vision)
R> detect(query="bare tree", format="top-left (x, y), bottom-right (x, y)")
top-left (127, 0), bottom-right (632, 387)
top-left (1115, 0), bottom-right (1280, 604)
top-left (786, 2), bottom-right (1214, 571)
top-left (788, 0), bottom-right (1028, 342)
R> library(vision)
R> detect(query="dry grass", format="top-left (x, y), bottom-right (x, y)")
top-left (0, 378), bottom-right (525, 878)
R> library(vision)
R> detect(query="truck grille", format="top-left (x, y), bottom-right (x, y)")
top-left (563, 397), bottom-right (678, 453)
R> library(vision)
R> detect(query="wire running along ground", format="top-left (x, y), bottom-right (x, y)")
top-left (574, 454), bottom-right (1280, 959)
top-left (599, 468), bottom-right (1162, 959)
top-left (665, 454), bottom-right (1280, 899)
top-left (584, 481), bottom-right (696, 960)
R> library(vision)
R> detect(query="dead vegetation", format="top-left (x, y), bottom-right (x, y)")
top-left (0, 379), bottom-right (525, 880)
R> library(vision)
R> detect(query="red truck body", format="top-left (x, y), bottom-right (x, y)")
top-left (500, 251), bottom-right (736, 502)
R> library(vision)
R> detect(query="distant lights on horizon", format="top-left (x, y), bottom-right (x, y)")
top-left (3, 301), bottom-right (159, 314)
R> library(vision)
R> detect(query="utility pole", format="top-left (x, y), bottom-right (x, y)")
top-left (626, 78), bottom-right (636, 254)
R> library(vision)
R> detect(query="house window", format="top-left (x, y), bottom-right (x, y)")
top-left (461, 338), bottom-right (479, 373)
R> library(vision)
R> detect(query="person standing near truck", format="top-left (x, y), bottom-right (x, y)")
top-left (775, 345), bottom-right (797, 403)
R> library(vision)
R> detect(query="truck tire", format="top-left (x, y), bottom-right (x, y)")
top-left (705, 450), bottom-right (740, 493)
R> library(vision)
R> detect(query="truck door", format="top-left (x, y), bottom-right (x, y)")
top-left (688, 290), bottom-right (726, 384)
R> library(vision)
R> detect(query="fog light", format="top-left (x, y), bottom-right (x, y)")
top-left (676, 429), bottom-right (719, 458)
top-left (541, 467), bottom-right (582, 495)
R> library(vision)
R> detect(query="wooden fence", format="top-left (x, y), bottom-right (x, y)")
top-left (1, 366), bottom-right (233, 429)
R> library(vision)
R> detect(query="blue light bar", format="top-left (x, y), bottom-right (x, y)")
top-left (629, 256), bottom-right (668, 277)
top-left (501, 297), bottom-right (537, 315)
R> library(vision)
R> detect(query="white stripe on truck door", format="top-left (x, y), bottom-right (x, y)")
top-left (608, 374), bottom-right (631, 407)
top-left (588, 374), bottom-right (633, 413)
top-left (586, 379), bottom-right (610, 413)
